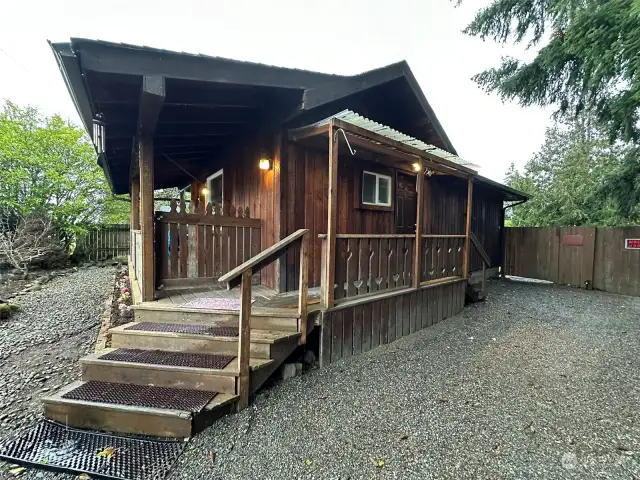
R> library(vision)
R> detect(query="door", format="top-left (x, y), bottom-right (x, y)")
top-left (396, 173), bottom-right (417, 234)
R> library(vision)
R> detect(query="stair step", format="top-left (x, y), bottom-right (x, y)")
top-left (81, 349), bottom-right (274, 393)
top-left (110, 322), bottom-right (300, 359)
top-left (133, 304), bottom-right (300, 332)
top-left (43, 381), bottom-right (236, 437)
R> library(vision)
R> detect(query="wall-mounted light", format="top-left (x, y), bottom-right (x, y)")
top-left (201, 186), bottom-right (210, 196)
top-left (259, 157), bottom-right (271, 170)
top-left (412, 162), bottom-right (421, 172)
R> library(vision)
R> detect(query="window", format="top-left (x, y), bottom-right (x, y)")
top-left (206, 169), bottom-right (224, 205)
top-left (361, 171), bottom-right (392, 207)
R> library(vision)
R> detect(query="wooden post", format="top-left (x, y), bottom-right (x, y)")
top-left (139, 136), bottom-right (155, 302)
top-left (323, 121), bottom-right (338, 309)
top-left (298, 233), bottom-right (309, 344)
top-left (413, 164), bottom-right (424, 288)
top-left (131, 177), bottom-right (140, 230)
top-left (236, 268), bottom-right (252, 411)
top-left (462, 176), bottom-right (474, 278)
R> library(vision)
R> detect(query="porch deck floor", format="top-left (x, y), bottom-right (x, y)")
top-left (153, 283), bottom-right (323, 313)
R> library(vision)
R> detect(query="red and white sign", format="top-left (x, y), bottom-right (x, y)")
top-left (625, 239), bottom-right (640, 249)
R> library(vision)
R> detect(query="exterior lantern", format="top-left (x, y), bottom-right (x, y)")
top-left (259, 157), bottom-right (271, 170)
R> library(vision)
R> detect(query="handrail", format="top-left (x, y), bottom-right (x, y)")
top-left (470, 232), bottom-right (491, 267)
top-left (219, 229), bottom-right (310, 412)
top-left (220, 229), bottom-right (309, 289)
top-left (318, 233), bottom-right (415, 239)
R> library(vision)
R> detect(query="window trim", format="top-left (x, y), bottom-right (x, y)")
top-left (205, 169), bottom-right (224, 204)
top-left (361, 170), bottom-right (392, 207)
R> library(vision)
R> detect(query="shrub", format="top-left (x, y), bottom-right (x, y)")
top-left (0, 302), bottom-right (20, 320)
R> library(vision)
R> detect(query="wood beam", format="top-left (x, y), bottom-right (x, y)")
top-left (323, 121), bottom-right (339, 309)
top-left (130, 177), bottom-right (140, 230)
top-left (331, 117), bottom-right (476, 176)
top-left (413, 165), bottom-right (424, 288)
top-left (462, 177), bottom-right (474, 278)
top-left (139, 136), bottom-right (155, 301)
top-left (138, 75), bottom-right (166, 137)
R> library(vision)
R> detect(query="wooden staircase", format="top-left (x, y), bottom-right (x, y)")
top-left (41, 230), bottom-right (311, 438)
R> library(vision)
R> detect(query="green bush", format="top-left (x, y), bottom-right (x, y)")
top-left (0, 302), bottom-right (20, 320)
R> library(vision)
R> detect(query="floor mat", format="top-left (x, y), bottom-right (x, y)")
top-left (62, 381), bottom-right (217, 411)
top-left (0, 420), bottom-right (186, 480)
top-left (177, 297), bottom-right (251, 310)
top-left (125, 322), bottom-right (239, 337)
top-left (100, 348), bottom-right (235, 370)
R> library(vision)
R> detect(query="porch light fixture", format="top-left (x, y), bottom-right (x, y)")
top-left (259, 157), bottom-right (271, 170)
top-left (201, 186), bottom-right (210, 196)
top-left (412, 162), bottom-right (421, 172)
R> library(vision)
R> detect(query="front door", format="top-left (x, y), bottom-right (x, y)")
top-left (396, 173), bottom-right (417, 234)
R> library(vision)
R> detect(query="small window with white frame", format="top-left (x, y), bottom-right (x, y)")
top-left (205, 169), bottom-right (224, 205)
top-left (361, 171), bottom-right (392, 207)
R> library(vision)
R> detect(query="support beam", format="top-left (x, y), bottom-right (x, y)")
top-left (462, 177), bottom-right (474, 278)
top-left (136, 75), bottom-right (165, 302)
top-left (322, 121), bottom-right (339, 309)
top-left (130, 177), bottom-right (140, 230)
top-left (139, 136), bottom-right (155, 301)
top-left (138, 75), bottom-right (166, 137)
top-left (413, 165), bottom-right (424, 288)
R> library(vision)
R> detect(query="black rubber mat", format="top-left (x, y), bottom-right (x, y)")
top-left (0, 420), bottom-right (186, 480)
top-left (62, 381), bottom-right (217, 411)
top-left (100, 348), bottom-right (235, 370)
top-left (125, 322), bottom-right (239, 337)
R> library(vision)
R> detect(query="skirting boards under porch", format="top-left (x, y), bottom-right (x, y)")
top-left (319, 279), bottom-right (466, 366)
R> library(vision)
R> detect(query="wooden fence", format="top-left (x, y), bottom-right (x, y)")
top-left (504, 227), bottom-right (640, 296)
top-left (155, 200), bottom-right (261, 287)
top-left (75, 224), bottom-right (130, 261)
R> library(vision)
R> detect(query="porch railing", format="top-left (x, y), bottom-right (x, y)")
top-left (320, 233), bottom-right (467, 304)
top-left (320, 234), bottom-right (416, 301)
top-left (155, 199), bottom-right (261, 287)
top-left (419, 234), bottom-right (466, 283)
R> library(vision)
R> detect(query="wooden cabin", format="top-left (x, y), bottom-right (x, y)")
top-left (46, 39), bottom-right (527, 438)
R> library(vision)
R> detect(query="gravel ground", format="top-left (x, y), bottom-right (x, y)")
top-left (0, 267), bottom-right (114, 478)
top-left (6, 278), bottom-right (640, 479)
top-left (169, 280), bottom-right (640, 480)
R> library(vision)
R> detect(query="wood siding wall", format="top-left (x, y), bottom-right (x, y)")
top-left (198, 134), bottom-right (282, 289)
top-left (319, 280), bottom-right (466, 366)
top-left (281, 144), bottom-right (507, 291)
top-left (282, 143), bottom-right (397, 291)
top-left (471, 188), bottom-right (504, 271)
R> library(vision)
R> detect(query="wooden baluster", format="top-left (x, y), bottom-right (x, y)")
top-left (236, 269), bottom-right (252, 411)
top-left (298, 233), bottom-right (309, 345)
top-left (378, 238), bottom-right (389, 292)
top-left (369, 239), bottom-right (379, 294)
top-left (357, 238), bottom-right (369, 296)
top-left (346, 238), bottom-right (358, 298)
top-left (229, 205), bottom-right (237, 269)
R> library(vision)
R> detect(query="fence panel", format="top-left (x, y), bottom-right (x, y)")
top-left (76, 224), bottom-right (130, 261)
top-left (504, 227), bottom-right (640, 296)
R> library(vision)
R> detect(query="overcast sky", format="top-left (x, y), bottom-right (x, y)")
top-left (1, 0), bottom-right (552, 183)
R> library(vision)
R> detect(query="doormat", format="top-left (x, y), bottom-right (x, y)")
top-left (0, 420), bottom-right (186, 480)
top-left (178, 297), bottom-right (253, 310)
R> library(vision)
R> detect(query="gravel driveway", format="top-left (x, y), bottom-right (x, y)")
top-left (0, 267), bottom-right (114, 462)
top-left (7, 278), bottom-right (640, 479)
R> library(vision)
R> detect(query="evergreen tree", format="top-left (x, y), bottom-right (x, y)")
top-left (505, 119), bottom-right (640, 226)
